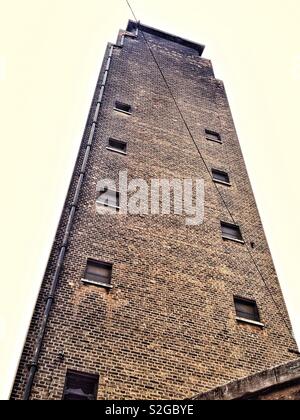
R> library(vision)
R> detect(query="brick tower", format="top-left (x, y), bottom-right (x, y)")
top-left (11, 21), bottom-right (298, 400)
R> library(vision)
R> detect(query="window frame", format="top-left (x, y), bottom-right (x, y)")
top-left (205, 129), bottom-right (222, 144)
top-left (212, 168), bottom-right (231, 186)
top-left (106, 138), bottom-right (128, 155)
top-left (62, 370), bottom-right (99, 401)
top-left (234, 296), bottom-right (264, 327)
top-left (221, 221), bottom-right (244, 243)
top-left (97, 187), bottom-right (120, 210)
top-left (113, 101), bottom-right (132, 115)
top-left (82, 258), bottom-right (113, 289)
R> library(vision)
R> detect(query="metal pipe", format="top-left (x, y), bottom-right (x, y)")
top-left (22, 44), bottom-right (115, 400)
top-left (72, 173), bottom-right (84, 207)
top-left (93, 103), bottom-right (100, 123)
top-left (62, 207), bottom-right (76, 247)
top-left (80, 146), bottom-right (91, 174)
top-left (87, 123), bottom-right (96, 146)
top-left (23, 246), bottom-right (66, 400)
top-left (102, 71), bottom-right (108, 86)
top-left (105, 57), bottom-right (111, 71)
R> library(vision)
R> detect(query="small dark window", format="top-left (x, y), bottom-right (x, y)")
top-left (114, 101), bottom-right (132, 114)
top-left (107, 138), bottom-right (127, 154)
top-left (234, 297), bottom-right (260, 322)
top-left (84, 259), bottom-right (112, 285)
top-left (221, 221), bottom-right (243, 242)
top-left (212, 169), bottom-right (230, 185)
top-left (97, 188), bottom-right (120, 209)
top-left (63, 370), bottom-right (99, 400)
top-left (205, 129), bottom-right (222, 143)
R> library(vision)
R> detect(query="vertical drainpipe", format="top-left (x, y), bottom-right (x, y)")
top-left (120, 34), bottom-right (125, 47)
top-left (23, 42), bottom-right (117, 400)
top-left (135, 21), bottom-right (140, 37)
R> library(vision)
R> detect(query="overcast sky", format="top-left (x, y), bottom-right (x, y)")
top-left (0, 0), bottom-right (299, 400)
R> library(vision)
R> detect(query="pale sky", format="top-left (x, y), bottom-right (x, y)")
top-left (0, 0), bottom-right (299, 400)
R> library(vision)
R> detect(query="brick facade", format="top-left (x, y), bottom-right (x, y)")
top-left (11, 21), bottom-right (298, 400)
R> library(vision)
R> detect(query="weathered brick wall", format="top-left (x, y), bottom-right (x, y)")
top-left (11, 23), bottom-right (298, 400)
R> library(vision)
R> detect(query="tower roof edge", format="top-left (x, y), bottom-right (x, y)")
top-left (126, 20), bottom-right (205, 56)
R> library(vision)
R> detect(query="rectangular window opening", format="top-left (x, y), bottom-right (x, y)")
top-left (221, 221), bottom-right (244, 242)
top-left (205, 129), bottom-right (222, 143)
top-left (97, 187), bottom-right (120, 209)
top-left (234, 297), bottom-right (260, 323)
top-left (63, 370), bottom-right (99, 400)
top-left (212, 169), bottom-right (230, 185)
top-left (84, 259), bottom-right (112, 285)
top-left (114, 101), bottom-right (132, 114)
top-left (107, 138), bottom-right (127, 154)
